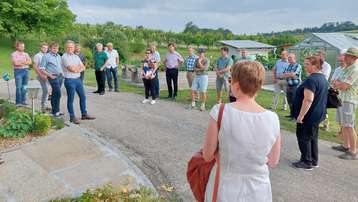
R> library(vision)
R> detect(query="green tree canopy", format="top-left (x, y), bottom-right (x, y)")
top-left (0, 0), bottom-right (76, 39)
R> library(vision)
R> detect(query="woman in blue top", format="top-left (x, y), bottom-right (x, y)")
top-left (292, 56), bottom-right (328, 170)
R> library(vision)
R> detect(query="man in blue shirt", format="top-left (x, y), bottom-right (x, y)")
top-left (40, 42), bottom-right (64, 117)
top-left (271, 51), bottom-right (289, 111)
top-left (283, 53), bottom-right (301, 120)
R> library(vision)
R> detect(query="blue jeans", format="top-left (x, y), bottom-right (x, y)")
top-left (48, 76), bottom-right (63, 115)
top-left (106, 67), bottom-right (119, 90)
top-left (64, 78), bottom-right (87, 119)
top-left (14, 69), bottom-right (29, 105)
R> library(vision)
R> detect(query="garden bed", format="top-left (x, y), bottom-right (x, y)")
top-left (0, 100), bottom-right (64, 150)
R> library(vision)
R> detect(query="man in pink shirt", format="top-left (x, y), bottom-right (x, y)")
top-left (11, 41), bottom-right (32, 106)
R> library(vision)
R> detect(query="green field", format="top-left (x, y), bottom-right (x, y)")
top-left (0, 39), bottom-right (356, 144)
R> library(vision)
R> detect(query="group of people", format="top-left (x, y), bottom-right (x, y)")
top-left (11, 41), bottom-right (95, 124)
top-left (201, 47), bottom-right (358, 201)
top-left (271, 48), bottom-right (358, 164)
top-left (140, 43), bottom-right (251, 111)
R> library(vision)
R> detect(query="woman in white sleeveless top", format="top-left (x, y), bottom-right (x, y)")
top-left (203, 61), bottom-right (281, 202)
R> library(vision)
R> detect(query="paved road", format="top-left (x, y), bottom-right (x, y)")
top-left (1, 80), bottom-right (358, 202)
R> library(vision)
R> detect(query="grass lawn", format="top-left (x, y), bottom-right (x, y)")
top-left (0, 41), bottom-right (356, 144)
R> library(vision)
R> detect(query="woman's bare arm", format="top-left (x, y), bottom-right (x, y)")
top-left (203, 118), bottom-right (219, 162)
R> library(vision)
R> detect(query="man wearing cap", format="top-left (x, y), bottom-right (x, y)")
top-left (215, 46), bottom-right (233, 103)
top-left (191, 48), bottom-right (209, 111)
top-left (332, 48), bottom-right (358, 160)
top-left (105, 42), bottom-right (120, 92)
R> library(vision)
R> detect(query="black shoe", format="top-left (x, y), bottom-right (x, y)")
top-left (99, 92), bottom-right (105, 95)
top-left (292, 161), bottom-right (313, 170)
top-left (172, 96), bottom-right (176, 101)
top-left (332, 145), bottom-right (349, 152)
top-left (115, 89), bottom-right (119, 92)
top-left (93, 91), bottom-right (99, 94)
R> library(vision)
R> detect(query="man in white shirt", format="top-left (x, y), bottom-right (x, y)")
top-left (317, 51), bottom-right (332, 80)
top-left (105, 42), bottom-right (120, 92)
top-left (62, 40), bottom-right (95, 124)
top-left (317, 51), bottom-right (332, 130)
top-left (33, 43), bottom-right (49, 112)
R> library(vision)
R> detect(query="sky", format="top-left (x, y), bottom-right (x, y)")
top-left (68, 0), bottom-right (358, 34)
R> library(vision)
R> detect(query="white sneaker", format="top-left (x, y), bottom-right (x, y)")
top-left (142, 99), bottom-right (150, 104)
top-left (150, 100), bottom-right (156, 105)
top-left (200, 103), bottom-right (206, 111)
top-left (191, 102), bottom-right (196, 108)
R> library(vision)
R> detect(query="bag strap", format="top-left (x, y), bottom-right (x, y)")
top-left (212, 103), bottom-right (225, 202)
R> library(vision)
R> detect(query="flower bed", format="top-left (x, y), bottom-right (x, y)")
top-left (0, 99), bottom-right (64, 150)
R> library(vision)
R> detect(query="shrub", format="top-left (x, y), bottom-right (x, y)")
top-left (0, 101), bottom-right (16, 118)
top-left (130, 40), bottom-right (146, 54)
top-left (33, 114), bottom-right (52, 135)
top-left (0, 110), bottom-right (33, 138)
top-left (51, 117), bottom-right (65, 130)
top-left (50, 185), bottom-right (163, 202)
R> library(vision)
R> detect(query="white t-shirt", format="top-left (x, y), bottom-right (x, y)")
top-left (105, 49), bottom-right (119, 68)
top-left (331, 66), bottom-right (342, 82)
top-left (322, 61), bottom-right (332, 80)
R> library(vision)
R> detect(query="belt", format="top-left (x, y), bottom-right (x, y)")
top-left (65, 77), bottom-right (81, 80)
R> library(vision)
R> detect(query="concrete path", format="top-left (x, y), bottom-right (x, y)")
top-left (0, 126), bottom-right (154, 202)
top-left (1, 80), bottom-right (358, 202)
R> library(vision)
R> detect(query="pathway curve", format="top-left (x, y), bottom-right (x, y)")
top-left (1, 80), bottom-right (358, 202)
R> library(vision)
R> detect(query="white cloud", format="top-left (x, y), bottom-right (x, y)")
top-left (68, 0), bottom-right (358, 34)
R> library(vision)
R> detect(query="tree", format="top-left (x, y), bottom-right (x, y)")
top-left (0, 0), bottom-right (76, 39)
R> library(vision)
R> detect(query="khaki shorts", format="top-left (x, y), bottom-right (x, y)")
top-left (186, 71), bottom-right (194, 88)
top-left (336, 102), bottom-right (357, 128)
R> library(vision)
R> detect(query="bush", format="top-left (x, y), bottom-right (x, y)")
top-left (0, 101), bottom-right (16, 118)
top-left (51, 117), bottom-right (65, 130)
top-left (50, 185), bottom-right (163, 202)
top-left (0, 110), bottom-right (33, 138)
top-left (130, 40), bottom-right (146, 54)
top-left (33, 114), bottom-right (52, 135)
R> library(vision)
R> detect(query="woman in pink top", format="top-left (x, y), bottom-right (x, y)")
top-left (11, 41), bottom-right (32, 106)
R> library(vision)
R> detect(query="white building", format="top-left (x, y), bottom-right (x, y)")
top-left (218, 40), bottom-right (276, 58)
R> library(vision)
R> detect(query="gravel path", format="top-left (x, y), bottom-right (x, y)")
top-left (1, 80), bottom-right (357, 202)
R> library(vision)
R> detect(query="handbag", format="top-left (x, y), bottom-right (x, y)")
top-left (187, 104), bottom-right (225, 202)
top-left (327, 87), bottom-right (342, 108)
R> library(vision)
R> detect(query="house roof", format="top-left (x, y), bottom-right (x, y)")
top-left (312, 33), bottom-right (358, 51)
top-left (219, 40), bottom-right (275, 49)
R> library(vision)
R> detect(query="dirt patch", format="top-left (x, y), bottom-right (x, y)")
top-left (0, 130), bottom-right (56, 151)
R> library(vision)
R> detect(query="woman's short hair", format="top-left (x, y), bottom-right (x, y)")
top-left (306, 56), bottom-right (323, 70)
top-left (231, 61), bottom-right (265, 97)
